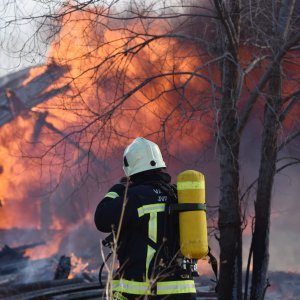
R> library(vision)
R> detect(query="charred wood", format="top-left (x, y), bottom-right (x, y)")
top-left (0, 242), bottom-right (45, 261)
top-left (81, 272), bottom-right (97, 283)
top-left (1, 282), bottom-right (101, 300)
top-left (0, 245), bottom-right (28, 261)
top-left (0, 278), bottom-right (83, 298)
top-left (47, 287), bottom-right (104, 300)
top-left (0, 64), bottom-right (69, 127)
top-left (54, 256), bottom-right (71, 280)
top-left (0, 273), bottom-right (19, 287)
top-left (0, 242), bottom-right (46, 276)
top-left (0, 260), bottom-right (29, 276)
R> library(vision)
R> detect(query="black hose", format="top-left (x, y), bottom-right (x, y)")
top-left (99, 251), bottom-right (112, 288)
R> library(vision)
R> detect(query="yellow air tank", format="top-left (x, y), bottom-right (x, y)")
top-left (177, 170), bottom-right (208, 259)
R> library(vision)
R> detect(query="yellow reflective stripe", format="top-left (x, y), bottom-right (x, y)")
top-left (137, 204), bottom-right (165, 279)
top-left (145, 245), bottom-right (156, 280)
top-left (112, 279), bottom-right (151, 295)
top-left (138, 203), bottom-right (166, 217)
top-left (149, 212), bottom-right (157, 242)
top-left (105, 191), bottom-right (119, 199)
top-left (177, 181), bottom-right (204, 190)
top-left (138, 204), bottom-right (165, 243)
top-left (157, 280), bottom-right (196, 294)
top-left (112, 291), bottom-right (129, 300)
top-left (112, 279), bottom-right (196, 295)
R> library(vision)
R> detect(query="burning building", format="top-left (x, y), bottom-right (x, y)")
top-left (0, 10), bottom-right (216, 288)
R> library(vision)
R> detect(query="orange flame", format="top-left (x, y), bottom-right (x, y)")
top-left (69, 253), bottom-right (89, 278)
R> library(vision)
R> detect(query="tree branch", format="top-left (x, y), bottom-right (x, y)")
top-left (213, 0), bottom-right (238, 56)
top-left (238, 32), bottom-right (300, 134)
top-left (278, 130), bottom-right (300, 152)
top-left (279, 96), bottom-right (300, 122)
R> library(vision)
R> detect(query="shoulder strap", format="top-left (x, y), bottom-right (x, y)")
top-left (157, 182), bottom-right (180, 264)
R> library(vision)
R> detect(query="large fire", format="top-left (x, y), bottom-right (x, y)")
top-left (0, 4), bottom-right (299, 278)
top-left (0, 7), bottom-right (213, 263)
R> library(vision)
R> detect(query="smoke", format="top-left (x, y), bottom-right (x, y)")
top-left (240, 117), bottom-right (300, 273)
top-left (269, 165), bottom-right (300, 272)
top-left (0, 0), bottom-right (55, 76)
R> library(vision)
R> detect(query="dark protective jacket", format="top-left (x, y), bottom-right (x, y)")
top-left (94, 171), bottom-right (196, 297)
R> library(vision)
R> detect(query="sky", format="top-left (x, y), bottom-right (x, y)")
top-left (1, 0), bottom-right (171, 76)
top-left (0, 0), bottom-right (70, 76)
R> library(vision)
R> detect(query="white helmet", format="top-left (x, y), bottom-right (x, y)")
top-left (123, 137), bottom-right (166, 177)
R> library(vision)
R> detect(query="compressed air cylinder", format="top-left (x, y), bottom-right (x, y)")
top-left (177, 170), bottom-right (208, 259)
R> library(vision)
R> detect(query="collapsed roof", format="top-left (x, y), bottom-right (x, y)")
top-left (0, 63), bottom-right (69, 127)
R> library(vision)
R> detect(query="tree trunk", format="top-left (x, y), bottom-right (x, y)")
top-left (250, 1), bottom-right (296, 297)
top-left (217, 29), bottom-right (242, 300)
top-left (215, 0), bottom-right (242, 298)
top-left (250, 63), bottom-right (282, 300)
top-left (218, 93), bottom-right (242, 300)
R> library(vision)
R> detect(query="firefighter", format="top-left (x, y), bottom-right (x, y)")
top-left (94, 137), bottom-right (197, 300)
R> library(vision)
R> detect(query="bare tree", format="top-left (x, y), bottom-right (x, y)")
top-left (212, 0), bottom-right (243, 298)
top-left (249, 1), bottom-right (300, 299)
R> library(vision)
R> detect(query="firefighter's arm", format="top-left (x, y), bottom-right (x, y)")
top-left (94, 183), bottom-right (127, 232)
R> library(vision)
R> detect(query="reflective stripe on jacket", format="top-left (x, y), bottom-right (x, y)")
top-left (112, 279), bottom-right (196, 295)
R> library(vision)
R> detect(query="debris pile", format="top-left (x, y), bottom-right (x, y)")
top-left (0, 243), bottom-right (217, 299)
